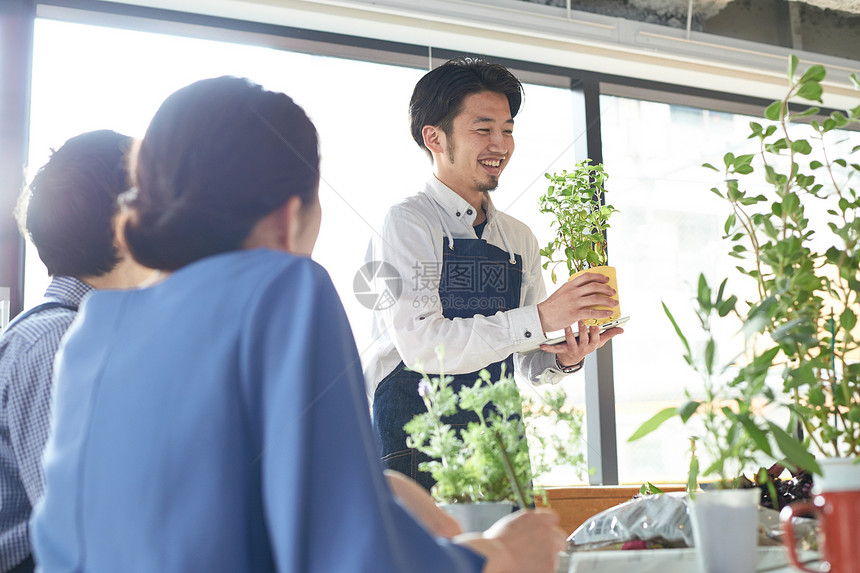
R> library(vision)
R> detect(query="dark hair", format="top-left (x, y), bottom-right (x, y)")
top-left (125, 76), bottom-right (320, 271)
top-left (17, 130), bottom-right (131, 277)
top-left (409, 57), bottom-right (523, 158)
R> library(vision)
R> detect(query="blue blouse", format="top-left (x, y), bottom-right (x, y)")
top-left (32, 249), bottom-right (484, 573)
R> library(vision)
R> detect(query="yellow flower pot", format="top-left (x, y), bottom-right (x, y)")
top-left (567, 265), bottom-right (620, 326)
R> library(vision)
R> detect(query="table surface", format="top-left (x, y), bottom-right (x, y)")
top-left (560, 546), bottom-right (818, 573)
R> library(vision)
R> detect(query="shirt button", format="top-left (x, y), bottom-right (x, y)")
top-left (524, 330), bottom-right (532, 338)
top-left (467, 208), bottom-right (473, 215)
top-left (456, 211), bottom-right (461, 217)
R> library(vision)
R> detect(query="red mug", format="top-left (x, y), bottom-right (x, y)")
top-left (781, 458), bottom-right (860, 573)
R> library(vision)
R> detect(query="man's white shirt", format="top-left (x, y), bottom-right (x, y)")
top-left (363, 176), bottom-right (569, 398)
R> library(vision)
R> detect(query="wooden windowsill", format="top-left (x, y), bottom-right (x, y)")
top-left (534, 485), bottom-right (686, 535)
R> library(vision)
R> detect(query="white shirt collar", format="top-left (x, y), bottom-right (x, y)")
top-left (425, 176), bottom-right (497, 225)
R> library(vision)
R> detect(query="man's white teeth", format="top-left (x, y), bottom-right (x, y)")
top-left (481, 160), bottom-right (500, 167)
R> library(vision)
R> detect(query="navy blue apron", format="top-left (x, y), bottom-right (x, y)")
top-left (372, 235), bottom-right (523, 491)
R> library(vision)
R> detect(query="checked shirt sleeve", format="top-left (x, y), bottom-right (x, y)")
top-left (8, 334), bottom-right (64, 505)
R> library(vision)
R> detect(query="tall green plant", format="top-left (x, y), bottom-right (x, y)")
top-left (539, 159), bottom-right (617, 283)
top-left (629, 56), bottom-right (860, 484)
top-left (703, 56), bottom-right (860, 459)
top-left (629, 274), bottom-right (818, 489)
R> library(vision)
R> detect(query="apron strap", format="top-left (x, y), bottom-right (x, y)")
top-left (3, 300), bottom-right (79, 334)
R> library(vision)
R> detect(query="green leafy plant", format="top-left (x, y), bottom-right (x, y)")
top-left (630, 274), bottom-right (817, 491)
top-left (539, 159), bottom-right (617, 283)
top-left (639, 482), bottom-right (665, 496)
top-left (702, 56), bottom-right (860, 460)
top-left (404, 350), bottom-right (586, 505)
top-left (630, 55), bottom-right (859, 491)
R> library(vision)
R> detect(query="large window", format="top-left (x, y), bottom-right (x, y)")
top-left (24, 16), bottom-right (589, 483)
top-left (601, 95), bottom-right (763, 483)
top-left (19, 4), bottom-right (855, 488)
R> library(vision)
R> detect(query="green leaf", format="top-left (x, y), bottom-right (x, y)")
top-left (717, 294), bottom-right (737, 318)
top-left (738, 415), bottom-right (773, 457)
top-left (702, 162), bottom-right (719, 171)
top-left (790, 106), bottom-right (820, 119)
top-left (788, 55), bottom-right (798, 79)
top-left (841, 308), bottom-right (857, 331)
top-left (735, 154), bottom-right (755, 167)
top-left (797, 82), bottom-right (823, 102)
top-left (639, 482), bottom-right (665, 495)
top-left (724, 213), bottom-right (736, 234)
top-left (704, 338), bottom-right (715, 375)
top-left (628, 407), bottom-right (677, 442)
top-left (809, 160), bottom-right (823, 170)
top-left (765, 101), bottom-right (782, 121)
top-left (768, 421), bottom-right (821, 475)
top-left (791, 140), bottom-right (813, 154)
top-left (687, 455), bottom-right (699, 495)
top-left (799, 65), bottom-right (826, 83)
top-left (662, 302), bottom-right (692, 358)
top-left (808, 387), bottom-right (826, 406)
top-left (678, 401), bottom-right (701, 423)
top-left (697, 274), bottom-right (711, 310)
top-left (723, 152), bottom-right (735, 168)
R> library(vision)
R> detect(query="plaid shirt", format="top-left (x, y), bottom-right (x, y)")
top-left (0, 276), bottom-right (92, 571)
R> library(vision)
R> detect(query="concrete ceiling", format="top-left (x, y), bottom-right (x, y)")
top-left (628, 0), bottom-right (860, 16)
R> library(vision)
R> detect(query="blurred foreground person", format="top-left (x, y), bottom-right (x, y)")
top-left (31, 77), bottom-right (565, 573)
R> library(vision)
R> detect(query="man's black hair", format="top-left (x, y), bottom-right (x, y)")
top-left (409, 57), bottom-right (523, 159)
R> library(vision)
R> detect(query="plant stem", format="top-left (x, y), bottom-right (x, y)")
top-left (493, 429), bottom-right (528, 509)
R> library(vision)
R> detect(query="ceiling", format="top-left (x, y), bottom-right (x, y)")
top-left (624, 0), bottom-right (859, 16)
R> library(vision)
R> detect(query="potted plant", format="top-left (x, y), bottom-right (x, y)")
top-left (702, 57), bottom-right (859, 468)
top-left (632, 55), bottom-right (858, 501)
top-left (404, 348), bottom-right (586, 531)
top-left (629, 273), bottom-right (816, 493)
top-left (539, 159), bottom-right (620, 325)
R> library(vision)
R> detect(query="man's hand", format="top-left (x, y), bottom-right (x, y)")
top-left (539, 321), bottom-right (624, 369)
top-left (536, 272), bottom-right (618, 334)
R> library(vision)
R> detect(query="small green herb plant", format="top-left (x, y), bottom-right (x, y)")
top-left (539, 159), bottom-right (617, 283)
top-left (404, 349), bottom-right (586, 505)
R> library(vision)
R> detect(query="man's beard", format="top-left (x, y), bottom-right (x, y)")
top-left (475, 177), bottom-right (498, 192)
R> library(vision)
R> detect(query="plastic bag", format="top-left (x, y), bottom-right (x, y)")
top-left (567, 493), bottom-right (818, 553)
top-left (568, 494), bottom-right (692, 552)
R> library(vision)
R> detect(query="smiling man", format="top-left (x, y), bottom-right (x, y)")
top-left (365, 57), bottom-right (623, 491)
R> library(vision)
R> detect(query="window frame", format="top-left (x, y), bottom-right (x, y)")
top-left (2, 0), bottom-right (853, 485)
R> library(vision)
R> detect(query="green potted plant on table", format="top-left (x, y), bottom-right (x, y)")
top-left (630, 56), bottom-right (859, 571)
top-left (539, 159), bottom-right (620, 325)
top-left (404, 350), bottom-right (586, 532)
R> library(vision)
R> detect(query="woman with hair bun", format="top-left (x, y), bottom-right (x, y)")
top-left (31, 76), bottom-right (564, 573)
